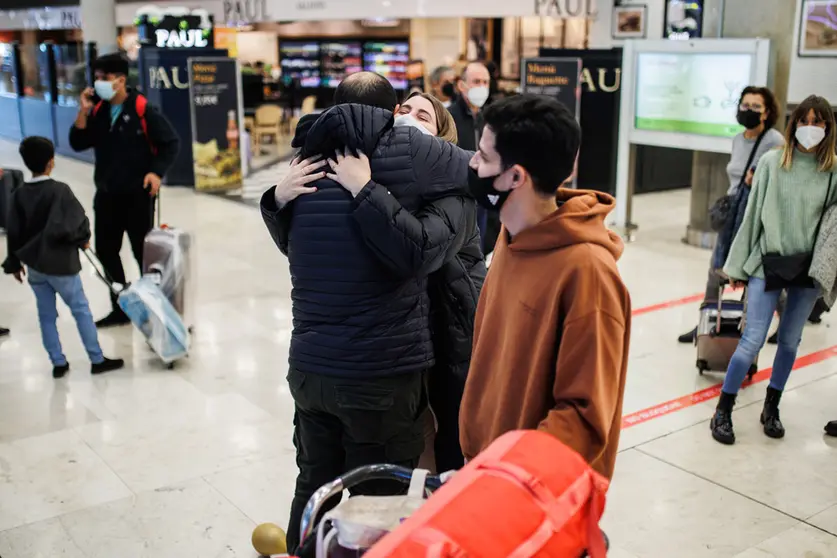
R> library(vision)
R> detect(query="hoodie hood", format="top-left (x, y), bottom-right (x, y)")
top-left (508, 188), bottom-right (624, 260)
top-left (290, 113), bottom-right (320, 149)
top-left (299, 103), bottom-right (394, 160)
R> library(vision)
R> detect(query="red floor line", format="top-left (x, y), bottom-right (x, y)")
top-left (621, 345), bottom-right (837, 429)
top-left (631, 293), bottom-right (705, 316)
top-left (631, 287), bottom-right (737, 317)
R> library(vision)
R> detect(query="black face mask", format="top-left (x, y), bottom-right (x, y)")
top-left (736, 109), bottom-right (763, 130)
top-left (468, 167), bottom-right (510, 212)
top-left (440, 82), bottom-right (455, 99)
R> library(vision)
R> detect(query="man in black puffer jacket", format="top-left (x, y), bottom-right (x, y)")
top-left (260, 73), bottom-right (474, 552)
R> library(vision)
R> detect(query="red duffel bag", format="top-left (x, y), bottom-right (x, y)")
top-left (365, 430), bottom-right (609, 558)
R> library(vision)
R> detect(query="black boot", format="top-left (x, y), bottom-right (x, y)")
top-left (767, 330), bottom-right (779, 345)
top-left (760, 387), bottom-right (785, 439)
top-left (678, 327), bottom-right (697, 344)
top-left (825, 421), bottom-right (837, 437)
top-left (809, 298), bottom-right (828, 324)
top-left (711, 391), bottom-right (737, 445)
top-left (95, 310), bottom-right (130, 328)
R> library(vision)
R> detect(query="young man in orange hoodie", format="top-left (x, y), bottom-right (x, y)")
top-left (459, 94), bottom-right (631, 480)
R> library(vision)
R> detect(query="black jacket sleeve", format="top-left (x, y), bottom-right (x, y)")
top-left (260, 186), bottom-right (292, 257)
top-left (68, 109), bottom-right (97, 152)
top-left (351, 181), bottom-right (475, 278)
top-left (145, 104), bottom-right (180, 178)
top-left (2, 189), bottom-right (22, 274)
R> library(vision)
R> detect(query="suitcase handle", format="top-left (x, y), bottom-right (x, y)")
top-left (82, 248), bottom-right (124, 295)
top-left (150, 193), bottom-right (161, 229)
top-left (714, 278), bottom-right (748, 335)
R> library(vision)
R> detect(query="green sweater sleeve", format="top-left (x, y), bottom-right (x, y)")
top-left (724, 158), bottom-right (769, 280)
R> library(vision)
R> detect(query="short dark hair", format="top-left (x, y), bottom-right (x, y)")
top-left (738, 86), bottom-right (780, 130)
top-left (334, 72), bottom-right (398, 111)
top-left (429, 65), bottom-right (453, 86)
top-left (93, 53), bottom-right (129, 77)
top-left (19, 136), bottom-right (55, 174)
top-left (483, 94), bottom-right (581, 196)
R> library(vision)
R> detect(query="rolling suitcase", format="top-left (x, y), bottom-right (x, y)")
top-left (696, 283), bottom-right (757, 380)
top-left (84, 249), bottom-right (190, 367)
top-left (0, 168), bottom-right (24, 231)
top-left (141, 196), bottom-right (194, 325)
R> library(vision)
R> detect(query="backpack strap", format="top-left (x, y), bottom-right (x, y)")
top-left (134, 94), bottom-right (157, 155)
top-left (92, 100), bottom-right (103, 116)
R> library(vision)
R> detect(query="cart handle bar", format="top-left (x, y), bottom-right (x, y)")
top-left (299, 464), bottom-right (443, 544)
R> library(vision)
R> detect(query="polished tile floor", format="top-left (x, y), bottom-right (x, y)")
top-left (1, 140), bottom-right (836, 557)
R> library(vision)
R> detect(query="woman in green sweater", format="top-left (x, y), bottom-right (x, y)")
top-left (711, 95), bottom-right (837, 445)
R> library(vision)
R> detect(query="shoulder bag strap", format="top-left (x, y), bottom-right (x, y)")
top-left (738, 129), bottom-right (769, 191)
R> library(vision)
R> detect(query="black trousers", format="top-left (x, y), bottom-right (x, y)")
top-left (94, 189), bottom-right (154, 310)
top-left (428, 367), bottom-right (466, 472)
top-left (286, 369), bottom-right (427, 554)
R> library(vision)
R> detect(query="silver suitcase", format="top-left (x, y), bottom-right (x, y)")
top-left (141, 196), bottom-right (194, 327)
top-left (696, 285), bottom-right (757, 380)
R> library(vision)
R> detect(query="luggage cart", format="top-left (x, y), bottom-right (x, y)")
top-left (297, 464), bottom-right (609, 557)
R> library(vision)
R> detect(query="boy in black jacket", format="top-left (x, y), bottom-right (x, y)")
top-left (2, 137), bottom-right (124, 378)
top-left (69, 53), bottom-right (179, 328)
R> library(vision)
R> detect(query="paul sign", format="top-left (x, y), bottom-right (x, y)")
top-left (223, 0), bottom-right (270, 24)
top-left (135, 7), bottom-right (215, 50)
top-left (155, 28), bottom-right (210, 49)
top-left (535, 0), bottom-right (598, 17)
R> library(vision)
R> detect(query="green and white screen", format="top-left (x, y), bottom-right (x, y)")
top-left (634, 52), bottom-right (753, 138)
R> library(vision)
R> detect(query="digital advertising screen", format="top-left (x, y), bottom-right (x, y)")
top-left (320, 41), bottom-right (362, 88)
top-left (363, 41), bottom-right (409, 89)
top-left (634, 52), bottom-right (753, 138)
top-left (280, 41), bottom-right (321, 88)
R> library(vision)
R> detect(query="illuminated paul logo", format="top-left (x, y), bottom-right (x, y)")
top-left (155, 27), bottom-right (209, 48)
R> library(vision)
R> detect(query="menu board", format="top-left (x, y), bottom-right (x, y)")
top-left (363, 41), bottom-right (409, 90)
top-left (280, 41), bottom-right (320, 87)
top-left (321, 41), bottom-right (362, 88)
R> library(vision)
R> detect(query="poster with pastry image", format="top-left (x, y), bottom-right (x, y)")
top-left (188, 57), bottom-right (243, 191)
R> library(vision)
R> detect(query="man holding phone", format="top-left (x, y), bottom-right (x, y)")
top-left (69, 53), bottom-right (179, 327)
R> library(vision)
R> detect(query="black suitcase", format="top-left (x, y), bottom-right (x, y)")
top-left (0, 168), bottom-right (24, 231)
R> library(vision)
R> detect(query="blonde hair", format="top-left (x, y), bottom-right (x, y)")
top-left (781, 94), bottom-right (837, 172)
top-left (405, 91), bottom-right (459, 145)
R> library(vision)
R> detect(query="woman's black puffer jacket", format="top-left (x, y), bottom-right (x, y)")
top-left (261, 104), bottom-right (474, 379)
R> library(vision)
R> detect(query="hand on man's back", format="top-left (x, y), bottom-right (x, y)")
top-left (274, 156), bottom-right (327, 206)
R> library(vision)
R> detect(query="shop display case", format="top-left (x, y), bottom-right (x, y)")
top-left (363, 41), bottom-right (409, 90)
top-left (320, 41), bottom-right (362, 88)
top-left (280, 41), bottom-right (321, 88)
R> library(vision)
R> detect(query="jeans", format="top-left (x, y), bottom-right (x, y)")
top-left (286, 370), bottom-right (426, 555)
top-left (722, 276), bottom-right (820, 394)
top-left (28, 269), bottom-right (104, 366)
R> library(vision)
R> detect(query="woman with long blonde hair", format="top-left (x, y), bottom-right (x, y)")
top-left (394, 91), bottom-right (485, 473)
top-left (711, 95), bottom-right (837, 445)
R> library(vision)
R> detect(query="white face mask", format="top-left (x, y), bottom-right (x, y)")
top-left (795, 125), bottom-right (826, 150)
top-left (466, 85), bottom-right (489, 109)
top-left (394, 113), bottom-right (433, 136)
top-left (94, 79), bottom-right (116, 101)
